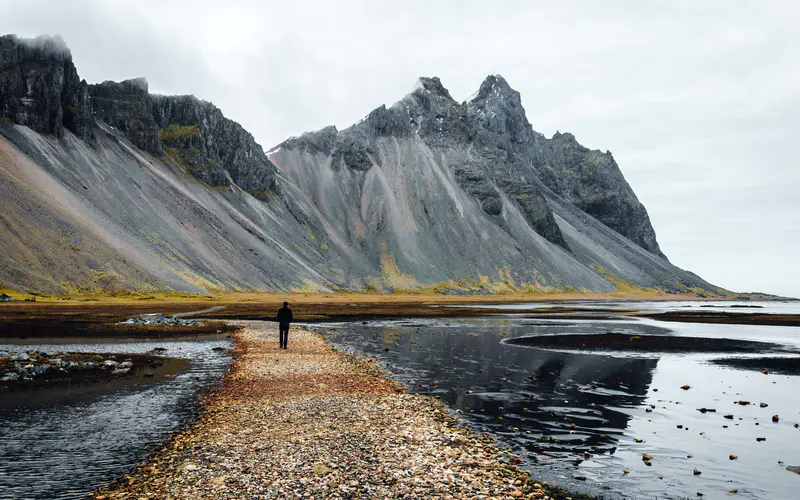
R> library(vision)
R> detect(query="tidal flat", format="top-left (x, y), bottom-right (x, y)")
top-left (0, 296), bottom-right (799, 499)
top-left (313, 300), bottom-right (800, 499)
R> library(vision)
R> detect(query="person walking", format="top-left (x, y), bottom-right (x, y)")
top-left (276, 301), bottom-right (293, 349)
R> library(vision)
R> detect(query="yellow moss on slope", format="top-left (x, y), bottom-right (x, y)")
top-left (380, 244), bottom-right (423, 290)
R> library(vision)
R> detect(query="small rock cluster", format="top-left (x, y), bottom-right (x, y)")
top-left (120, 314), bottom-right (204, 327)
top-left (0, 351), bottom-right (134, 382)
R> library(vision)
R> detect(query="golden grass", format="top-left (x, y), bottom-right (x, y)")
top-left (0, 288), bottom-right (738, 306)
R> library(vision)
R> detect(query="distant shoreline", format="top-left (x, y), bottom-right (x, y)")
top-left (1, 293), bottom-right (797, 341)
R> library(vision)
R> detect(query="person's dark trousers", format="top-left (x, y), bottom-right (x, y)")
top-left (279, 322), bottom-right (289, 349)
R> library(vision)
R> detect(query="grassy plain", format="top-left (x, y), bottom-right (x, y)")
top-left (0, 289), bottom-right (739, 339)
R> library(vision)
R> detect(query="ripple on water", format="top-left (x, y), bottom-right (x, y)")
top-left (318, 307), bottom-right (800, 500)
top-left (0, 339), bottom-right (232, 500)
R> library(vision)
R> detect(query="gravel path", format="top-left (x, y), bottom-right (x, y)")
top-left (92, 321), bottom-right (569, 499)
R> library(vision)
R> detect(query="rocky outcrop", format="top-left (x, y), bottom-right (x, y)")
top-left (536, 131), bottom-right (665, 258)
top-left (88, 78), bottom-right (160, 153)
top-left (88, 79), bottom-right (278, 200)
top-left (149, 94), bottom-right (278, 198)
top-left (0, 35), bottom-right (277, 201)
top-left (0, 34), bottom-right (91, 140)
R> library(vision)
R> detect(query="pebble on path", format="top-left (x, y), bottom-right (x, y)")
top-left (91, 321), bottom-right (572, 499)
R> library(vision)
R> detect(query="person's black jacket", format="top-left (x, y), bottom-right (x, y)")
top-left (277, 307), bottom-right (293, 324)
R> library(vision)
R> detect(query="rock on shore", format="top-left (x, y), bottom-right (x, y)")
top-left (119, 314), bottom-right (204, 327)
top-left (0, 351), bottom-right (180, 389)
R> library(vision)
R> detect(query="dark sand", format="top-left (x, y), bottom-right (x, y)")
top-left (708, 356), bottom-right (800, 375)
top-left (640, 311), bottom-right (800, 327)
top-left (0, 302), bottom-right (238, 339)
top-left (505, 333), bottom-right (793, 353)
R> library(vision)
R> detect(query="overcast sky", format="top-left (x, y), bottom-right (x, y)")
top-left (2, 0), bottom-right (798, 297)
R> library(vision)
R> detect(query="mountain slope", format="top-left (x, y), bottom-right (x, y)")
top-left (0, 35), bottom-right (722, 295)
top-left (268, 76), bottom-right (714, 293)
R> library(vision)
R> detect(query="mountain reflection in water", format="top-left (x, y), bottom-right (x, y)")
top-left (318, 315), bottom-right (800, 499)
top-left (320, 320), bottom-right (657, 490)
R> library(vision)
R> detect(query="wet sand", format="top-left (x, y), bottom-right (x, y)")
top-left (505, 333), bottom-right (794, 353)
top-left (709, 356), bottom-right (800, 375)
top-left (0, 307), bottom-right (237, 339)
top-left (92, 322), bottom-right (589, 499)
top-left (640, 311), bottom-right (800, 327)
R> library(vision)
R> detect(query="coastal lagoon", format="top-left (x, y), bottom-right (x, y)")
top-left (315, 301), bottom-right (800, 499)
top-left (1, 301), bottom-right (798, 499)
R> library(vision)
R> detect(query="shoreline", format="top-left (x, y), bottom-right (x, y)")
top-left (92, 321), bottom-right (592, 499)
top-left (0, 292), bottom-right (800, 343)
top-left (4, 295), bottom-right (799, 344)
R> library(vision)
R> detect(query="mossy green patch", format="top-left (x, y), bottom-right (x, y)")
top-left (160, 124), bottom-right (201, 143)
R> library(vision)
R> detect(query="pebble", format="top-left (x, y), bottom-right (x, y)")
top-left (120, 314), bottom-right (204, 327)
top-left (91, 322), bottom-right (566, 499)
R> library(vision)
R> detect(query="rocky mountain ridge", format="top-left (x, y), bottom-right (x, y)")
top-left (0, 34), bottom-right (277, 200)
top-left (0, 34), bottom-right (722, 295)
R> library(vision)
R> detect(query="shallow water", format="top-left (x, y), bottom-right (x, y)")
top-left (315, 301), bottom-right (800, 500)
top-left (449, 299), bottom-right (798, 314)
top-left (0, 339), bottom-right (232, 500)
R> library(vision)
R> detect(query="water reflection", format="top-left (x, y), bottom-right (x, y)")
top-left (320, 320), bottom-right (657, 490)
top-left (318, 316), bottom-right (800, 499)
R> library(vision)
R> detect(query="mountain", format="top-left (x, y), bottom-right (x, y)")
top-left (0, 34), bottom-right (723, 295)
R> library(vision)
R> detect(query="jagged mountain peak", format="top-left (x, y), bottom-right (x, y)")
top-left (468, 74), bottom-right (525, 117)
top-left (466, 76), bottom-right (533, 152)
top-left (410, 76), bottom-right (455, 101)
top-left (274, 124), bottom-right (339, 156)
top-left (470, 74), bottom-right (520, 103)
